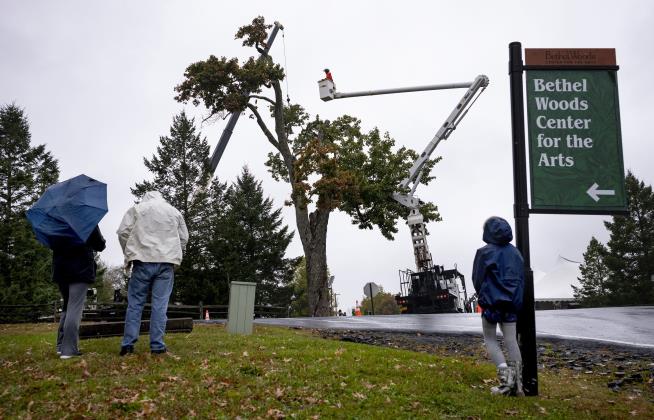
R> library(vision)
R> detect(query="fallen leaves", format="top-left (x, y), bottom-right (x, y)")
top-left (361, 381), bottom-right (375, 390)
top-left (352, 392), bottom-right (366, 400)
top-left (275, 387), bottom-right (284, 399)
top-left (78, 359), bottom-right (90, 380)
top-left (534, 403), bottom-right (547, 414)
top-left (267, 408), bottom-right (286, 419)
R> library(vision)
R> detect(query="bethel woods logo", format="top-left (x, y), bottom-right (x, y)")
top-left (525, 48), bottom-right (616, 67)
top-left (545, 50), bottom-right (598, 65)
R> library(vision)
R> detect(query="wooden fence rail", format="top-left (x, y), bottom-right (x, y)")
top-left (0, 301), bottom-right (289, 324)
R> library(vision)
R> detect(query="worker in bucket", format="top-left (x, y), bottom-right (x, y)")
top-left (472, 216), bottom-right (525, 396)
top-left (323, 68), bottom-right (333, 81)
top-left (117, 191), bottom-right (188, 356)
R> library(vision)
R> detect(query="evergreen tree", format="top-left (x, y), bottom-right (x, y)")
top-left (132, 111), bottom-right (213, 303)
top-left (0, 104), bottom-right (59, 304)
top-left (573, 237), bottom-right (610, 307)
top-left (602, 173), bottom-right (654, 305)
top-left (207, 167), bottom-right (297, 306)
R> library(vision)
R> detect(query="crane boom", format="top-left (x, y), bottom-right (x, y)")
top-left (187, 22), bottom-right (283, 205)
top-left (208, 21), bottom-right (284, 174)
top-left (318, 72), bottom-right (489, 272)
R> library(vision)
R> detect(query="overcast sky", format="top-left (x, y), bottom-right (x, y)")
top-left (2, 1), bottom-right (653, 311)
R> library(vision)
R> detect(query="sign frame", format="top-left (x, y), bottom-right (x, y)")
top-left (524, 48), bottom-right (628, 215)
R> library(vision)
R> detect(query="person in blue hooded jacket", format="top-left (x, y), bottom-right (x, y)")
top-left (472, 216), bottom-right (525, 396)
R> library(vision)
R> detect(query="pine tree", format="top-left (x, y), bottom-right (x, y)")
top-left (573, 237), bottom-right (610, 307)
top-left (602, 173), bottom-right (654, 305)
top-left (132, 111), bottom-right (213, 303)
top-left (0, 104), bottom-right (59, 304)
top-left (206, 167), bottom-right (297, 306)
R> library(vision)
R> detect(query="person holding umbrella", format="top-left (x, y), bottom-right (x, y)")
top-left (26, 174), bottom-right (108, 359)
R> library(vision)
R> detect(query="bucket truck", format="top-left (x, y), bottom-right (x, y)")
top-left (319, 72), bottom-right (489, 313)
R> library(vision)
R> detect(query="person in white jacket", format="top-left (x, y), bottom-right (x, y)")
top-left (116, 191), bottom-right (188, 355)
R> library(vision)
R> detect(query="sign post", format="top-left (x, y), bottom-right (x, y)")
top-left (509, 43), bottom-right (627, 397)
top-left (509, 42), bottom-right (538, 396)
top-left (363, 282), bottom-right (380, 315)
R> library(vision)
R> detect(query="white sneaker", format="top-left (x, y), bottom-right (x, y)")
top-left (59, 352), bottom-right (82, 360)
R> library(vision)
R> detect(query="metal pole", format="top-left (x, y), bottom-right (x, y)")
top-left (208, 22), bottom-right (283, 173)
top-left (369, 283), bottom-right (375, 315)
top-left (508, 41), bottom-right (538, 396)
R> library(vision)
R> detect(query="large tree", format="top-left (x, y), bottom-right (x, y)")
top-left (573, 237), bottom-right (610, 307)
top-left (205, 167), bottom-right (298, 306)
top-left (0, 104), bottom-right (60, 304)
top-left (132, 111), bottom-right (215, 303)
top-left (601, 173), bottom-right (654, 305)
top-left (175, 17), bottom-right (439, 315)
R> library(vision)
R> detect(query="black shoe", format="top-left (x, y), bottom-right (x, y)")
top-left (119, 345), bottom-right (134, 356)
top-left (150, 348), bottom-right (167, 355)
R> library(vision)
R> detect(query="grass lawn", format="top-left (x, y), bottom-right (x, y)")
top-left (0, 323), bottom-right (652, 419)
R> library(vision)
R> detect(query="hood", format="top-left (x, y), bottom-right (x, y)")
top-left (482, 216), bottom-right (513, 245)
top-left (141, 191), bottom-right (164, 202)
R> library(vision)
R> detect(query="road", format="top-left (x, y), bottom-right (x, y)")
top-left (254, 306), bottom-right (654, 348)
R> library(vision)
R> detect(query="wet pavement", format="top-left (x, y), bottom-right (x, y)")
top-left (253, 306), bottom-right (654, 348)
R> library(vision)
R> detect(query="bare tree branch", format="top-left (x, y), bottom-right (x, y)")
top-left (249, 95), bottom-right (276, 106)
top-left (246, 104), bottom-right (280, 150)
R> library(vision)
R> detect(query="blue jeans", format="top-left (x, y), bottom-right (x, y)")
top-left (121, 261), bottom-right (174, 351)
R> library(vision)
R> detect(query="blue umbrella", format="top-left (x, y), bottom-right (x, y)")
top-left (26, 174), bottom-right (108, 249)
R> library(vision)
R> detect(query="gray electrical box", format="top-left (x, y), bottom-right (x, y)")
top-left (227, 281), bottom-right (256, 335)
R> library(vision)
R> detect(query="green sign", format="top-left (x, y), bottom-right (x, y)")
top-left (526, 70), bottom-right (627, 213)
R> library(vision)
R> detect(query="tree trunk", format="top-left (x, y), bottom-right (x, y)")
top-left (291, 194), bottom-right (331, 316)
top-left (303, 207), bottom-right (331, 317)
top-left (250, 79), bottom-right (335, 317)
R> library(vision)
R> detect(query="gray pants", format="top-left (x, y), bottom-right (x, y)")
top-left (482, 317), bottom-right (522, 367)
top-left (56, 282), bottom-right (88, 356)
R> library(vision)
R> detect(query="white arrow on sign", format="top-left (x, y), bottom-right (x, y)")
top-left (586, 183), bottom-right (615, 202)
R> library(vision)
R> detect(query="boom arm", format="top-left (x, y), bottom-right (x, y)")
top-left (393, 74), bottom-right (489, 207)
top-left (319, 72), bottom-right (489, 272)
